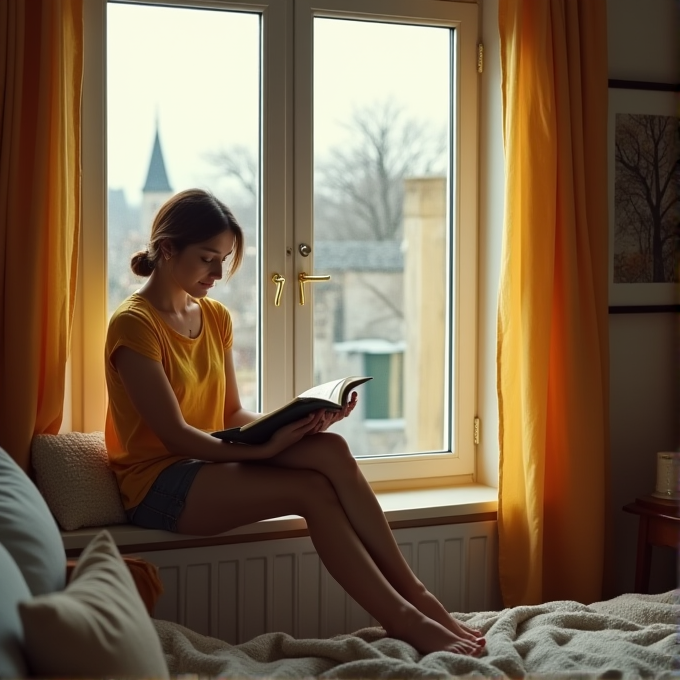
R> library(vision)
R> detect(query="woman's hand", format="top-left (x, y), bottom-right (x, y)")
top-left (258, 410), bottom-right (326, 458)
top-left (256, 392), bottom-right (358, 457)
top-left (308, 391), bottom-right (359, 435)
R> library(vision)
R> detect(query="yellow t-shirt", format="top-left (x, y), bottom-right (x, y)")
top-left (104, 293), bottom-right (233, 509)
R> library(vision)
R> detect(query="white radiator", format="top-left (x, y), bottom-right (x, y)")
top-left (137, 521), bottom-right (500, 644)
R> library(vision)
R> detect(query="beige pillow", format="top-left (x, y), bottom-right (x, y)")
top-left (18, 530), bottom-right (169, 679)
top-left (31, 431), bottom-right (127, 530)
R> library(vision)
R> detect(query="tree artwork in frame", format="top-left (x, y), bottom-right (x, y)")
top-left (608, 80), bottom-right (679, 311)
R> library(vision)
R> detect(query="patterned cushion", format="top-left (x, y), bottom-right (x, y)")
top-left (0, 447), bottom-right (66, 596)
top-left (31, 431), bottom-right (127, 531)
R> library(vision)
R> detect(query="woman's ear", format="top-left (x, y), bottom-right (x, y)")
top-left (159, 239), bottom-right (174, 261)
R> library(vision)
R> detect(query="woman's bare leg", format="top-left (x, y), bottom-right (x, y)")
top-left (264, 433), bottom-right (483, 645)
top-left (176, 461), bottom-right (480, 656)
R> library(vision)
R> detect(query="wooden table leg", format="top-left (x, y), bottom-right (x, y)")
top-left (634, 515), bottom-right (652, 594)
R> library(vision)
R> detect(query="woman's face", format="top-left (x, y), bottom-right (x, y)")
top-left (167, 230), bottom-right (236, 298)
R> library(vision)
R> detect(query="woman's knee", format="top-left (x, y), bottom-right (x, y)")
top-left (316, 432), bottom-right (358, 475)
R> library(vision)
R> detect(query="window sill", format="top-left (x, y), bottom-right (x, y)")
top-left (61, 483), bottom-right (498, 555)
top-left (363, 418), bottom-right (405, 431)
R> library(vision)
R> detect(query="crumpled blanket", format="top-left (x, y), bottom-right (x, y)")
top-left (153, 590), bottom-right (679, 678)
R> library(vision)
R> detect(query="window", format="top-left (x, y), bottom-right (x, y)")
top-left (106, 3), bottom-right (261, 411)
top-left (76, 0), bottom-right (479, 486)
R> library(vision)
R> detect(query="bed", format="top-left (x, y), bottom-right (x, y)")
top-left (153, 590), bottom-right (678, 678)
top-left (2, 440), bottom-right (677, 678)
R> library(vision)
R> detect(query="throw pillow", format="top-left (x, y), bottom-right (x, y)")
top-left (31, 431), bottom-right (127, 530)
top-left (66, 555), bottom-right (165, 616)
top-left (0, 542), bottom-right (30, 678)
top-left (18, 529), bottom-right (169, 678)
top-left (0, 446), bottom-right (66, 596)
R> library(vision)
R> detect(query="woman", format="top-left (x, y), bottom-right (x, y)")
top-left (105, 188), bottom-right (485, 656)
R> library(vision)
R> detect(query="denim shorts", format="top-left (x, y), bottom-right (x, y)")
top-left (126, 459), bottom-right (205, 533)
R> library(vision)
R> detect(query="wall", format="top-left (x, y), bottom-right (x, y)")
top-left (403, 178), bottom-right (447, 453)
top-left (477, 0), bottom-right (679, 597)
top-left (606, 0), bottom-right (679, 595)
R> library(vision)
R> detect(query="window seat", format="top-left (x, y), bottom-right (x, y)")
top-left (62, 484), bottom-right (498, 557)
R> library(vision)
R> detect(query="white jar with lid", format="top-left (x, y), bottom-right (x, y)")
top-left (653, 452), bottom-right (680, 500)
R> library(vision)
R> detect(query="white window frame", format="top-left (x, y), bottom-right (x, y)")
top-left (73, 0), bottom-right (479, 488)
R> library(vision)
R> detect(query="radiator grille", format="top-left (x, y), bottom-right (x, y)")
top-left (138, 521), bottom-right (500, 643)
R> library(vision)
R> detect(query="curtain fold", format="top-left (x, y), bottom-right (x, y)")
top-left (0, 0), bottom-right (83, 470)
top-left (497, 0), bottom-right (610, 605)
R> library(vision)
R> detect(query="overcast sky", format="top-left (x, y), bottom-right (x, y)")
top-left (107, 3), bottom-right (450, 206)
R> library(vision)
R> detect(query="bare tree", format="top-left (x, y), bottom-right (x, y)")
top-left (614, 113), bottom-right (679, 283)
top-left (205, 144), bottom-right (259, 201)
top-left (206, 100), bottom-right (446, 243)
top-left (315, 99), bottom-right (446, 241)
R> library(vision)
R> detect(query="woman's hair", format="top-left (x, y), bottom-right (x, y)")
top-left (130, 188), bottom-right (245, 278)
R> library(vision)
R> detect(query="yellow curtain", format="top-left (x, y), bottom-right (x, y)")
top-left (0, 0), bottom-right (83, 471)
top-left (497, 0), bottom-right (610, 605)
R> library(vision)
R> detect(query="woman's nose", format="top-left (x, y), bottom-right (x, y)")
top-left (211, 261), bottom-right (223, 279)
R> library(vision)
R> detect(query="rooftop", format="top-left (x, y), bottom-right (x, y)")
top-left (314, 240), bottom-right (403, 272)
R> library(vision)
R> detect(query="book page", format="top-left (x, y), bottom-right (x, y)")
top-left (298, 376), bottom-right (371, 404)
top-left (297, 377), bottom-right (347, 404)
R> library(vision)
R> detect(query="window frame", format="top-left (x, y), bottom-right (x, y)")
top-left (73, 0), bottom-right (479, 487)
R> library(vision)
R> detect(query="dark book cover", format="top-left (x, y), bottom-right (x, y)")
top-left (212, 376), bottom-right (372, 445)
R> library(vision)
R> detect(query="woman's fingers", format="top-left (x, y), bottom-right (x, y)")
top-left (299, 392), bottom-right (361, 437)
top-left (311, 392), bottom-right (361, 433)
top-left (342, 392), bottom-right (358, 418)
top-left (278, 411), bottom-right (324, 440)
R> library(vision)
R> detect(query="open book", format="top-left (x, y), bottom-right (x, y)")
top-left (212, 376), bottom-right (372, 445)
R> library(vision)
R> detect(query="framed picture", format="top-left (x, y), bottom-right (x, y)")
top-left (608, 79), bottom-right (679, 312)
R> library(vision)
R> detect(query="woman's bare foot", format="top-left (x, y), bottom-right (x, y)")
top-left (407, 587), bottom-right (485, 645)
top-left (386, 607), bottom-right (484, 657)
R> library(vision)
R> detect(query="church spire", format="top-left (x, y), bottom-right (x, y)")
top-left (143, 125), bottom-right (172, 193)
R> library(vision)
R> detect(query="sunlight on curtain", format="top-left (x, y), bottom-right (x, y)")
top-left (0, 1), bottom-right (83, 470)
top-left (497, 0), bottom-right (609, 605)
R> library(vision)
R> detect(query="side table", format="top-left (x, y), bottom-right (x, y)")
top-left (623, 495), bottom-right (680, 593)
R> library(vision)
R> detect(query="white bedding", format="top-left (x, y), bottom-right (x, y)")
top-left (153, 590), bottom-right (678, 678)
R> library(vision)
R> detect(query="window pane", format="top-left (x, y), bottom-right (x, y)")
top-left (312, 18), bottom-right (452, 457)
top-left (107, 3), bottom-right (261, 410)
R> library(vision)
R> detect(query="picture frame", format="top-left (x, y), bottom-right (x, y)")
top-left (607, 79), bottom-right (679, 313)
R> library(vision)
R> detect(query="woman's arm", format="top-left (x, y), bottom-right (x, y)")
top-left (222, 347), bottom-right (260, 428)
top-left (113, 346), bottom-right (320, 462)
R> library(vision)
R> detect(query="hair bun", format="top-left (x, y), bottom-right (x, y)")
top-left (130, 249), bottom-right (154, 277)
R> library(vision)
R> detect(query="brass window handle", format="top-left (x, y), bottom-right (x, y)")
top-left (298, 272), bottom-right (330, 305)
top-left (271, 273), bottom-right (285, 307)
